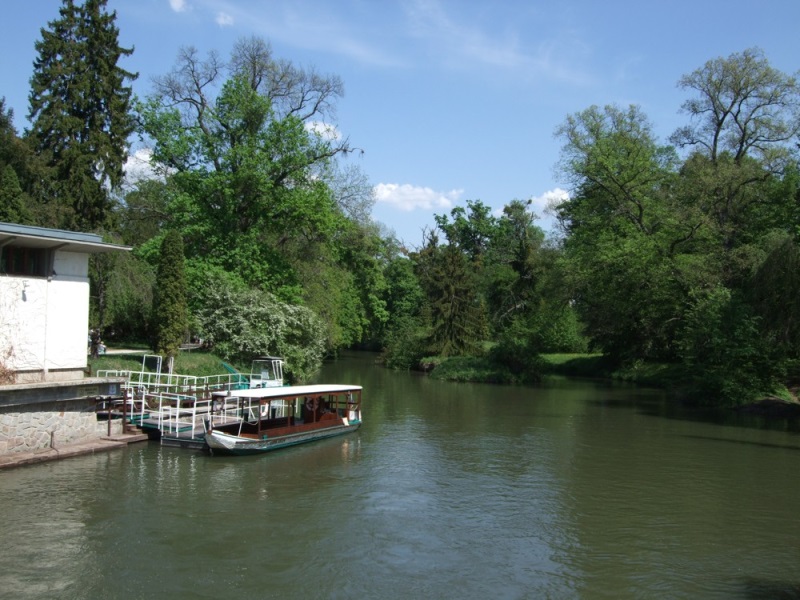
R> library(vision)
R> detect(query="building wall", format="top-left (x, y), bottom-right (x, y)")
top-left (0, 251), bottom-right (89, 382)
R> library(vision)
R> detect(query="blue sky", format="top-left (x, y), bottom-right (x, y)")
top-left (1, 1), bottom-right (798, 244)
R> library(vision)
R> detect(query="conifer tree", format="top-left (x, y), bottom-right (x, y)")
top-left (27, 0), bottom-right (136, 231)
top-left (0, 99), bottom-right (37, 224)
top-left (152, 231), bottom-right (188, 370)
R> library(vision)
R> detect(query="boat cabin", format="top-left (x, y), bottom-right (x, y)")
top-left (208, 384), bottom-right (362, 442)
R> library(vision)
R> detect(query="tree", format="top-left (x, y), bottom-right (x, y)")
top-left (139, 40), bottom-right (373, 356)
top-left (434, 199), bottom-right (498, 262)
top-left (413, 232), bottom-right (486, 357)
top-left (0, 99), bottom-right (39, 225)
top-left (28, 0), bottom-right (136, 231)
top-left (139, 48), bottom-right (354, 294)
top-left (555, 105), bottom-right (684, 362)
top-left (152, 230), bottom-right (188, 368)
top-left (484, 199), bottom-right (546, 329)
top-left (380, 253), bottom-right (428, 368)
top-left (0, 166), bottom-right (30, 224)
top-left (670, 48), bottom-right (800, 254)
top-left (671, 48), bottom-right (800, 168)
top-left (90, 249), bottom-right (155, 342)
top-left (748, 234), bottom-right (800, 355)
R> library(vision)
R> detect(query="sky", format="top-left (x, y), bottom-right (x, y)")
top-left (1, 0), bottom-right (799, 245)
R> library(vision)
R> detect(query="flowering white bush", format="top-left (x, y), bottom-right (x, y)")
top-left (195, 283), bottom-right (325, 383)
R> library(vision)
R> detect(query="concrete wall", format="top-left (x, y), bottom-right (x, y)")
top-left (0, 250), bottom-right (90, 382)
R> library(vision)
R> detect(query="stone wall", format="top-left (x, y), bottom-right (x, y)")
top-left (0, 378), bottom-right (126, 455)
top-left (0, 399), bottom-right (121, 454)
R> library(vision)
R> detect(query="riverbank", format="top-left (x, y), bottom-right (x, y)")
top-left (426, 352), bottom-right (800, 414)
top-left (0, 431), bottom-right (148, 470)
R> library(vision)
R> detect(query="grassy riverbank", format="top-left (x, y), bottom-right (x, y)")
top-left (428, 352), bottom-right (799, 410)
top-left (88, 348), bottom-right (243, 378)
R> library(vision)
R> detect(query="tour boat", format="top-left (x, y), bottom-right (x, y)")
top-left (204, 383), bottom-right (363, 456)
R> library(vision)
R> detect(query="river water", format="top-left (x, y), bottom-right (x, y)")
top-left (1, 352), bottom-right (799, 599)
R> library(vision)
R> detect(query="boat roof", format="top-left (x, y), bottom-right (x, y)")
top-left (212, 384), bottom-right (362, 400)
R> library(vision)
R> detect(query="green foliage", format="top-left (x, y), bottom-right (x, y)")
top-left (381, 316), bottom-right (429, 370)
top-left (671, 48), bottom-right (800, 168)
top-left (0, 98), bottom-right (43, 225)
top-left (28, 0), bottom-right (136, 231)
top-left (0, 165), bottom-right (31, 224)
top-left (748, 235), bottom-right (800, 355)
top-left (676, 286), bottom-right (785, 405)
top-left (118, 179), bottom-right (172, 246)
top-left (193, 274), bottom-right (326, 383)
top-left (429, 356), bottom-right (521, 384)
top-left (152, 230), bottom-right (188, 361)
top-left (486, 318), bottom-right (544, 384)
top-left (531, 303), bottom-right (588, 353)
top-left (139, 65), bottom-right (350, 292)
top-left (414, 237), bottom-right (486, 357)
top-left (434, 199), bottom-right (498, 261)
top-left (93, 252), bottom-right (155, 341)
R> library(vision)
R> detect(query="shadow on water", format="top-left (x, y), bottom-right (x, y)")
top-left (637, 400), bottom-right (800, 435)
top-left (582, 388), bottom-right (800, 436)
top-left (741, 577), bottom-right (800, 600)
top-left (680, 433), bottom-right (800, 452)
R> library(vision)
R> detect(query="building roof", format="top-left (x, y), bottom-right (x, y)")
top-left (0, 222), bottom-right (131, 254)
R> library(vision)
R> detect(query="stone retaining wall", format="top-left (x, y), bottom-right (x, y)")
top-left (0, 399), bottom-right (121, 454)
top-left (0, 378), bottom-right (126, 455)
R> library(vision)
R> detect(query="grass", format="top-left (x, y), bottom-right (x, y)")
top-left (428, 356), bottom-right (519, 384)
top-left (428, 352), bottom-right (692, 390)
top-left (540, 353), bottom-right (610, 378)
top-left (540, 353), bottom-right (695, 389)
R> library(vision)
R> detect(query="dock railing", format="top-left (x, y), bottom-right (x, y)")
top-left (96, 369), bottom-right (250, 433)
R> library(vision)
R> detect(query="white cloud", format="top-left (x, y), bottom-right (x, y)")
top-left (169, 0), bottom-right (187, 13)
top-left (374, 183), bottom-right (462, 212)
top-left (531, 187), bottom-right (570, 216)
top-left (123, 148), bottom-right (170, 187)
top-left (305, 121), bottom-right (341, 141)
top-left (216, 11), bottom-right (234, 26)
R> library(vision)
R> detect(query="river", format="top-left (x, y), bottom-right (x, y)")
top-left (1, 352), bottom-right (799, 599)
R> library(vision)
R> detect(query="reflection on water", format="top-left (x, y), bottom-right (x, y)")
top-left (1, 353), bottom-right (800, 599)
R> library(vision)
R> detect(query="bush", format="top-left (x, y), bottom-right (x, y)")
top-left (677, 286), bottom-right (785, 405)
top-left (429, 356), bottom-right (515, 384)
top-left (381, 317), bottom-right (428, 370)
top-left (533, 304), bottom-right (588, 353)
top-left (487, 319), bottom-right (544, 383)
top-left (193, 272), bottom-right (326, 383)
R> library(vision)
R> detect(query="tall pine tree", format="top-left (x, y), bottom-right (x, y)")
top-left (27, 0), bottom-right (136, 231)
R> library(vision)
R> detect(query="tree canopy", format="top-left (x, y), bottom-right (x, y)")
top-left (28, 0), bottom-right (137, 231)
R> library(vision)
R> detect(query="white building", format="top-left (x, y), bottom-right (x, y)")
top-left (0, 222), bottom-right (130, 383)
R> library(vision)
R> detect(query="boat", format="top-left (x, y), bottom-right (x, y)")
top-left (98, 356), bottom-right (289, 448)
top-left (204, 383), bottom-right (363, 456)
